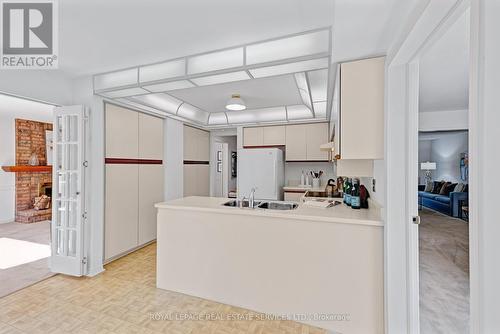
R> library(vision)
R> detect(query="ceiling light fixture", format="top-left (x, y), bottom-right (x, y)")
top-left (225, 94), bottom-right (246, 111)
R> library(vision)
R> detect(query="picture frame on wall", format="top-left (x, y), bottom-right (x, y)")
top-left (217, 162), bottom-right (222, 173)
top-left (217, 151), bottom-right (222, 161)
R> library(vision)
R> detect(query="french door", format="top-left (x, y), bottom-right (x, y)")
top-left (50, 105), bottom-right (86, 276)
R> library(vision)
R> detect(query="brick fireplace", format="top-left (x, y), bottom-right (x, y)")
top-left (15, 119), bottom-right (53, 223)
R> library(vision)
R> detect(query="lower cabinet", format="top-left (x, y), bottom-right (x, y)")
top-left (105, 164), bottom-right (139, 260)
top-left (184, 164), bottom-right (209, 196)
top-left (138, 165), bottom-right (164, 245)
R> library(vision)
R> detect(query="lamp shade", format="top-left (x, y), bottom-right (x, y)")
top-left (420, 162), bottom-right (436, 170)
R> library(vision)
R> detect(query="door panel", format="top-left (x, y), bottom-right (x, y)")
top-left (285, 125), bottom-right (307, 160)
top-left (263, 126), bottom-right (286, 146)
top-left (105, 164), bottom-right (139, 260)
top-left (183, 164), bottom-right (196, 196)
top-left (197, 165), bottom-right (210, 196)
top-left (306, 123), bottom-right (329, 161)
top-left (138, 165), bottom-right (164, 244)
top-left (243, 127), bottom-right (264, 146)
top-left (105, 104), bottom-right (139, 159)
top-left (197, 130), bottom-right (210, 161)
top-left (139, 113), bottom-right (163, 160)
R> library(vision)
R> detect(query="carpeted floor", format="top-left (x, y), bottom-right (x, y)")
top-left (0, 221), bottom-right (53, 298)
top-left (419, 209), bottom-right (469, 334)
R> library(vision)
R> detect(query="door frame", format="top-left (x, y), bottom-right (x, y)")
top-left (385, 0), bottom-right (476, 333)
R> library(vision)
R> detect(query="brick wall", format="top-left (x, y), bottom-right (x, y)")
top-left (15, 119), bottom-right (53, 223)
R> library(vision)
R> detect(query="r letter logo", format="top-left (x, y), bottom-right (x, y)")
top-left (1, 0), bottom-right (58, 69)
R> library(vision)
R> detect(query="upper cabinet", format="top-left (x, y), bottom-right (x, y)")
top-left (105, 104), bottom-right (139, 159)
top-left (139, 113), bottom-right (164, 160)
top-left (337, 57), bottom-right (385, 160)
top-left (286, 123), bottom-right (329, 161)
top-left (184, 125), bottom-right (209, 161)
top-left (243, 126), bottom-right (285, 147)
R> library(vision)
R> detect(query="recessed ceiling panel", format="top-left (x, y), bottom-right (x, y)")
top-left (169, 74), bottom-right (302, 112)
top-left (249, 58), bottom-right (329, 78)
top-left (94, 68), bottom-right (138, 91)
top-left (139, 59), bottom-right (186, 83)
top-left (287, 105), bottom-right (313, 120)
top-left (208, 112), bottom-right (228, 125)
top-left (313, 101), bottom-right (327, 118)
top-left (178, 103), bottom-right (209, 124)
top-left (142, 80), bottom-right (195, 92)
top-left (130, 93), bottom-right (182, 114)
top-left (100, 87), bottom-right (148, 98)
top-left (188, 47), bottom-right (244, 75)
top-left (308, 69), bottom-right (328, 102)
top-left (226, 106), bottom-right (286, 124)
top-left (246, 29), bottom-right (329, 65)
top-left (190, 71), bottom-right (250, 86)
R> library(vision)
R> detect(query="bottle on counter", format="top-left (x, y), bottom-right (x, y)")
top-left (351, 178), bottom-right (361, 209)
top-left (300, 170), bottom-right (305, 186)
top-left (344, 178), bottom-right (352, 206)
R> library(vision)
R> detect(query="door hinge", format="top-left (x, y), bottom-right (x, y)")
top-left (82, 211), bottom-right (88, 220)
top-left (83, 161), bottom-right (89, 167)
top-left (82, 257), bottom-right (88, 265)
top-left (412, 216), bottom-right (421, 225)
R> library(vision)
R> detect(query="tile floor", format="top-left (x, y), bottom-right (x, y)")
top-left (419, 209), bottom-right (469, 334)
top-left (0, 221), bottom-right (53, 298)
top-left (0, 243), bottom-right (327, 334)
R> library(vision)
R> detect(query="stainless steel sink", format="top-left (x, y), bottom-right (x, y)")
top-left (257, 201), bottom-right (298, 210)
top-left (222, 200), bottom-right (261, 208)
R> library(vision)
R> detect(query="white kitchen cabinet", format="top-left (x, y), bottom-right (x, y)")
top-left (105, 104), bottom-right (164, 262)
top-left (139, 113), bottom-right (164, 160)
top-left (285, 123), bottom-right (329, 161)
top-left (243, 127), bottom-right (264, 147)
top-left (339, 57), bottom-right (384, 159)
top-left (184, 164), bottom-right (209, 196)
top-left (285, 124), bottom-right (307, 160)
top-left (184, 125), bottom-right (209, 161)
top-left (284, 191), bottom-right (305, 202)
top-left (138, 164), bottom-right (164, 244)
top-left (105, 104), bottom-right (138, 159)
top-left (263, 126), bottom-right (286, 146)
top-left (105, 164), bottom-right (139, 260)
top-left (305, 123), bottom-right (329, 161)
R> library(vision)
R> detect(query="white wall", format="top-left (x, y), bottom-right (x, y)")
top-left (165, 118), bottom-right (184, 200)
top-left (430, 132), bottom-right (468, 182)
top-left (0, 70), bottom-right (73, 105)
top-left (284, 162), bottom-right (335, 187)
top-left (418, 139), bottom-right (432, 183)
top-left (0, 94), bottom-right (54, 223)
top-left (419, 109), bottom-right (468, 131)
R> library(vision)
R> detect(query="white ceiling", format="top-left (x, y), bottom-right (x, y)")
top-left (419, 10), bottom-right (470, 113)
top-left (168, 75), bottom-right (302, 113)
top-left (59, 0), bottom-right (334, 77)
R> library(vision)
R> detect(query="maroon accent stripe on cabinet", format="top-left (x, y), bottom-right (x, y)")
top-left (284, 190), bottom-right (308, 193)
top-left (105, 158), bottom-right (163, 164)
top-left (183, 160), bottom-right (210, 165)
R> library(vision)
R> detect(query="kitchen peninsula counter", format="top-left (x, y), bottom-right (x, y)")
top-left (155, 196), bottom-right (384, 334)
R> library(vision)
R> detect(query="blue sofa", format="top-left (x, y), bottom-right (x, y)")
top-left (418, 185), bottom-right (468, 217)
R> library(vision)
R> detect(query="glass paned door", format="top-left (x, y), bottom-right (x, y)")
top-left (51, 105), bottom-right (86, 276)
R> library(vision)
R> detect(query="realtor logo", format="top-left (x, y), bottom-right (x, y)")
top-left (1, 0), bottom-right (58, 69)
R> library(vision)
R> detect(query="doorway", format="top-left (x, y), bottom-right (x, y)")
top-left (0, 93), bottom-right (55, 297)
top-left (210, 130), bottom-right (237, 198)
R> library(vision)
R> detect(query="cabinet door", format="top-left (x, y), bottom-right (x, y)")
top-left (196, 165), bottom-right (210, 196)
top-left (306, 123), bottom-right (329, 161)
top-left (183, 126), bottom-right (196, 161)
top-left (285, 125), bottom-right (307, 161)
top-left (105, 104), bottom-right (138, 159)
top-left (183, 164), bottom-right (196, 196)
top-left (243, 127), bottom-right (264, 147)
top-left (340, 57), bottom-right (384, 159)
top-left (138, 165), bottom-right (164, 245)
top-left (139, 113), bottom-right (163, 160)
top-left (196, 130), bottom-right (210, 162)
top-left (263, 126), bottom-right (286, 146)
top-left (284, 192), bottom-right (305, 202)
top-left (105, 164), bottom-right (138, 260)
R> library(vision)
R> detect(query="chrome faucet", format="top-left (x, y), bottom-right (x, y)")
top-left (249, 188), bottom-right (256, 209)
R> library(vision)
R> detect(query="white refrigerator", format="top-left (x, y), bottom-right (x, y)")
top-left (237, 148), bottom-right (285, 200)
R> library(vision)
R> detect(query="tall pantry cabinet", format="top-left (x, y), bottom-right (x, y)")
top-left (104, 104), bottom-right (164, 261)
top-left (183, 125), bottom-right (210, 196)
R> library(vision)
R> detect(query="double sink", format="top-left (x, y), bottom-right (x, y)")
top-left (222, 199), bottom-right (298, 210)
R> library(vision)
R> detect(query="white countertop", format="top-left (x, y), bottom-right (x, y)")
top-left (155, 196), bottom-right (383, 227)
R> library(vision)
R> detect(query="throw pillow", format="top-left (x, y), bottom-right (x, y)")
top-left (443, 183), bottom-right (457, 196)
top-left (454, 183), bottom-right (465, 193)
top-left (424, 180), bottom-right (433, 192)
top-left (432, 181), bottom-right (444, 194)
top-left (439, 182), bottom-right (451, 195)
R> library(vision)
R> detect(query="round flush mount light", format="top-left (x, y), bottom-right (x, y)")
top-left (225, 94), bottom-right (246, 111)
